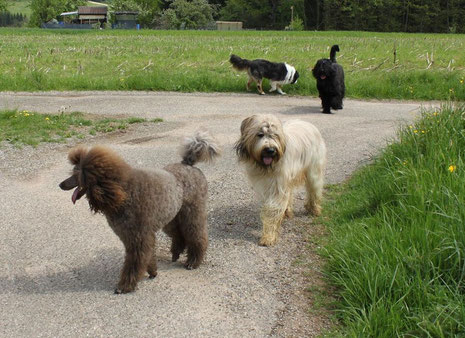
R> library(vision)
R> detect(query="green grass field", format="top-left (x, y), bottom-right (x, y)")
top-left (0, 109), bottom-right (162, 146)
top-left (0, 28), bottom-right (464, 100)
top-left (322, 104), bottom-right (465, 336)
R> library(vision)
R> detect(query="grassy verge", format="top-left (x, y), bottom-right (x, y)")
top-left (322, 105), bottom-right (465, 336)
top-left (0, 28), bottom-right (464, 100)
top-left (0, 109), bottom-right (162, 146)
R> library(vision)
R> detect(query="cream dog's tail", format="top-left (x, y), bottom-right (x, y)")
top-left (181, 131), bottom-right (221, 166)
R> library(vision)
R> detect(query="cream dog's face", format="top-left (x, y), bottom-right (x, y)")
top-left (235, 114), bottom-right (286, 168)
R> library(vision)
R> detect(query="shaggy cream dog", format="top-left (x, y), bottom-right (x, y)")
top-left (235, 114), bottom-right (326, 246)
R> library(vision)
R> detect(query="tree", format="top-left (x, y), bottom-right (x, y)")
top-left (220, 0), bottom-right (272, 29)
top-left (29, 0), bottom-right (86, 27)
top-left (158, 0), bottom-right (217, 29)
top-left (111, 0), bottom-right (162, 28)
top-left (220, 0), bottom-right (304, 30)
top-left (0, 0), bottom-right (8, 12)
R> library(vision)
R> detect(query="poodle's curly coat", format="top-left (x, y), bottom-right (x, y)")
top-left (59, 132), bottom-right (220, 294)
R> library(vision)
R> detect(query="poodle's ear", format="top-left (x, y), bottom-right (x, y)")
top-left (87, 183), bottom-right (127, 214)
top-left (80, 146), bottom-right (130, 213)
top-left (68, 147), bottom-right (88, 165)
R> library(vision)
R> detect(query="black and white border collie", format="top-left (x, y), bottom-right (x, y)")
top-left (230, 54), bottom-right (299, 95)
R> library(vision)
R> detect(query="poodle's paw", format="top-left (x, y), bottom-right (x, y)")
top-left (184, 259), bottom-right (201, 270)
top-left (114, 286), bottom-right (135, 294)
top-left (148, 272), bottom-right (157, 279)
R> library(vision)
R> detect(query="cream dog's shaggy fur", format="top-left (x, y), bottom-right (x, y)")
top-left (235, 114), bottom-right (326, 246)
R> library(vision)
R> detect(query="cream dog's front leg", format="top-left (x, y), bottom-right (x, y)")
top-left (258, 194), bottom-right (289, 246)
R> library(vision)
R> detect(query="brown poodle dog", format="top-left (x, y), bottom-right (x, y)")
top-left (59, 132), bottom-right (220, 294)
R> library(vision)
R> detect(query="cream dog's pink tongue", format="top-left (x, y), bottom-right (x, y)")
top-left (263, 157), bottom-right (273, 165)
top-left (72, 187), bottom-right (80, 204)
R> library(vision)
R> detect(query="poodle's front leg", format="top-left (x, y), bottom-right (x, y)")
top-left (115, 243), bottom-right (150, 294)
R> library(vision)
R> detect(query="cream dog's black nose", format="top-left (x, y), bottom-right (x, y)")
top-left (265, 148), bottom-right (276, 155)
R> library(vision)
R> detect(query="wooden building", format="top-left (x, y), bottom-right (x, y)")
top-left (77, 6), bottom-right (108, 26)
top-left (215, 21), bottom-right (243, 31)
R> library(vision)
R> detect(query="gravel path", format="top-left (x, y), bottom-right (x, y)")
top-left (0, 92), bottom-right (436, 337)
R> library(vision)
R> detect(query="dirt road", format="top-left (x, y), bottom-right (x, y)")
top-left (0, 92), bottom-right (435, 337)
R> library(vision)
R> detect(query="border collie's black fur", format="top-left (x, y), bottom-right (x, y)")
top-left (230, 54), bottom-right (299, 95)
top-left (312, 45), bottom-right (345, 114)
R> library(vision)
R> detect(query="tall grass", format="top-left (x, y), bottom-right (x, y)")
top-left (323, 105), bottom-right (465, 336)
top-left (0, 28), bottom-right (464, 100)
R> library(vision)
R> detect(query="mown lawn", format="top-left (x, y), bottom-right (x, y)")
top-left (322, 104), bottom-right (465, 336)
top-left (0, 28), bottom-right (464, 100)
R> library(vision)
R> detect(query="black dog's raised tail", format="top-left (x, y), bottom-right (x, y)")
top-left (181, 131), bottom-right (221, 166)
top-left (230, 54), bottom-right (251, 71)
top-left (330, 45), bottom-right (340, 63)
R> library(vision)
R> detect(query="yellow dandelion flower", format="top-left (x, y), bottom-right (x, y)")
top-left (448, 165), bottom-right (456, 173)
top-left (460, 78), bottom-right (464, 84)
top-left (413, 130), bottom-right (418, 133)
top-left (45, 117), bottom-right (50, 120)
top-left (409, 125), bottom-right (413, 129)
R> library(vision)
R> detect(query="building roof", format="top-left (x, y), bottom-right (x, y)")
top-left (60, 11), bottom-right (78, 16)
top-left (78, 6), bottom-right (108, 15)
top-left (113, 11), bottom-right (139, 15)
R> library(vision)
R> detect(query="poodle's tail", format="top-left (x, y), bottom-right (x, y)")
top-left (330, 45), bottom-right (340, 63)
top-left (181, 130), bottom-right (221, 166)
top-left (230, 54), bottom-right (251, 71)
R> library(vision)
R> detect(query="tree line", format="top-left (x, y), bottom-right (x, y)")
top-left (0, 11), bottom-right (26, 27)
top-left (24, 0), bottom-right (465, 33)
top-left (219, 0), bottom-right (465, 33)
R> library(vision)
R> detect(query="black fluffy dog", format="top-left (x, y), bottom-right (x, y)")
top-left (312, 45), bottom-right (345, 114)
